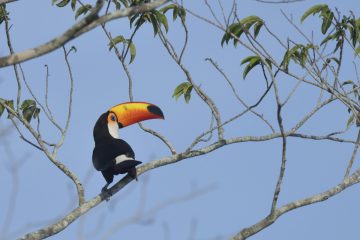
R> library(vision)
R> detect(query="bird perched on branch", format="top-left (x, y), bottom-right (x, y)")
top-left (92, 102), bottom-right (164, 194)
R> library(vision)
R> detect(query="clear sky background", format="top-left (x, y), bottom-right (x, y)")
top-left (1, 0), bottom-right (360, 240)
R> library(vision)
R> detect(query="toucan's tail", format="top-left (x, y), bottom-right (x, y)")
top-left (113, 160), bottom-right (142, 175)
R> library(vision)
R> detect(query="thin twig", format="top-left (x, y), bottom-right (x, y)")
top-left (53, 46), bottom-right (75, 155)
top-left (206, 57), bottom-right (275, 133)
top-left (0, 101), bottom-right (85, 206)
top-left (233, 167), bottom-right (360, 240)
top-left (44, 64), bottom-right (54, 119)
top-left (3, 8), bottom-right (21, 112)
top-left (269, 67), bottom-right (287, 214)
top-left (158, 27), bottom-right (224, 140)
top-left (344, 129), bottom-right (360, 179)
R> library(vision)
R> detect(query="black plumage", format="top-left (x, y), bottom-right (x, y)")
top-left (92, 112), bottom-right (141, 191)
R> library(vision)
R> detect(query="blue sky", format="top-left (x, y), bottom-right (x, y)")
top-left (1, 0), bottom-right (360, 239)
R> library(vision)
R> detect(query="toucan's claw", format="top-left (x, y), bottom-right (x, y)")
top-left (128, 168), bottom-right (138, 181)
top-left (101, 184), bottom-right (112, 201)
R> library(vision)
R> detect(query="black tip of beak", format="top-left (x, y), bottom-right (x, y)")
top-left (148, 105), bottom-right (164, 119)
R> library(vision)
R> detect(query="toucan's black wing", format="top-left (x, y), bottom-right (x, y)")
top-left (92, 139), bottom-right (135, 171)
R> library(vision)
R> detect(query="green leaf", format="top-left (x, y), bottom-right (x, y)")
top-left (75, 4), bottom-right (92, 19)
top-left (356, 46), bottom-right (360, 55)
top-left (320, 33), bottom-right (336, 46)
top-left (321, 10), bottom-right (334, 34)
top-left (112, 0), bottom-right (121, 10)
top-left (240, 55), bottom-right (258, 65)
top-left (221, 22), bottom-right (243, 46)
top-left (129, 41), bottom-right (136, 64)
top-left (149, 13), bottom-right (159, 36)
top-left (301, 4), bottom-right (328, 23)
top-left (173, 6), bottom-right (179, 21)
top-left (281, 44), bottom-right (304, 71)
top-left (6, 99), bottom-right (14, 119)
top-left (56, 0), bottom-right (70, 8)
top-left (241, 56), bottom-right (262, 79)
top-left (71, 0), bottom-right (76, 11)
top-left (347, 113), bottom-right (354, 129)
top-left (331, 57), bottom-right (339, 65)
top-left (184, 86), bottom-right (192, 103)
top-left (119, 0), bottom-right (129, 8)
top-left (154, 10), bottom-right (169, 32)
top-left (172, 82), bottom-right (193, 103)
top-left (160, 3), bottom-right (176, 14)
top-left (342, 80), bottom-right (354, 86)
top-left (253, 21), bottom-right (263, 39)
top-left (130, 13), bottom-right (141, 28)
top-left (173, 82), bottom-right (188, 100)
top-left (221, 16), bottom-right (263, 47)
top-left (334, 38), bottom-right (343, 53)
top-left (21, 99), bottom-right (40, 123)
top-left (6, 100), bottom-right (14, 111)
top-left (178, 7), bottom-right (186, 22)
top-left (0, 99), bottom-right (4, 117)
top-left (21, 99), bottom-right (35, 110)
top-left (265, 58), bottom-right (272, 69)
top-left (346, 18), bottom-right (357, 47)
top-left (241, 15), bottom-right (263, 27)
top-left (108, 35), bottom-right (125, 51)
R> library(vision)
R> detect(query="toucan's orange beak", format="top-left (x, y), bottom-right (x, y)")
top-left (109, 102), bottom-right (164, 128)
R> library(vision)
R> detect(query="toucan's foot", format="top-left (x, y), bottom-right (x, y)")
top-left (128, 167), bottom-right (138, 181)
top-left (101, 184), bottom-right (112, 201)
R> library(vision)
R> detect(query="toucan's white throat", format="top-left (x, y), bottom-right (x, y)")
top-left (108, 122), bottom-right (119, 139)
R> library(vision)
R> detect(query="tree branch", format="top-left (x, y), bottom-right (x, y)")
top-left (0, 0), bottom-right (18, 5)
top-left (232, 168), bottom-right (360, 239)
top-left (0, 0), bottom-right (169, 68)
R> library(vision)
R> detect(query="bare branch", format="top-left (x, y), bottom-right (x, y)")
top-left (53, 46), bottom-right (75, 155)
top-left (3, 6), bottom-right (21, 111)
top-left (344, 130), bottom-right (360, 179)
top-left (268, 68), bottom-right (287, 213)
top-left (232, 168), bottom-right (360, 240)
top-left (0, 100), bottom-right (85, 206)
top-left (158, 27), bottom-right (224, 140)
top-left (205, 57), bottom-right (275, 133)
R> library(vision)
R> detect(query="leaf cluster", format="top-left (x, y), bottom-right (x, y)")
top-left (221, 16), bottom-right (264, 46)
top-left (52, 0), bottom-right (132, 19)
top-left (0, 99), bottom-right (40, 123)
top-left (240, 55), bottom-right (271, 79)
top-left (281, 44), bottom-right (316, 72)
top-left (128, 2), bottom-right (185, 36)
top-left (108, 35), bottom-right (137, 63)
top-left (172, 82), bottom-right (193, 103)
top-left (0, 5), bottom-right (9, 25)
top-left (301, 4), bottom-right (360, 54)
top-left (130, 9), bottom-right (169, 36)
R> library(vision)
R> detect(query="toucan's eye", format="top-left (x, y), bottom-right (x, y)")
top-left (110, 115), bottom-right (116, 121)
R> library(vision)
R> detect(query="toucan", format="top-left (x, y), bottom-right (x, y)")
top-left (92, 102), bottom-right (164, 193)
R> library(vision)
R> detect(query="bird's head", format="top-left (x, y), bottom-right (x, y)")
top-left (94, 102), bottom-right (164, 141)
